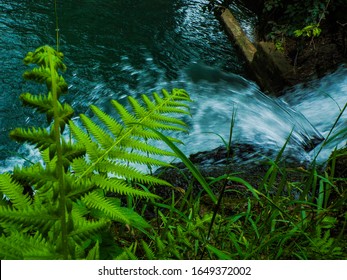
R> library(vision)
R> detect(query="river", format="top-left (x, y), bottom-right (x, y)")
top-left (1, 0), bottom-right (346, 172)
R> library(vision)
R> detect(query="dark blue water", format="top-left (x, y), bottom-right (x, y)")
top-left (1, 0), bottom-right (346, 172)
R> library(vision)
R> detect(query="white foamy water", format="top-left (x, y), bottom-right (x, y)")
top-left (1, 65), bottom-right (346, 173)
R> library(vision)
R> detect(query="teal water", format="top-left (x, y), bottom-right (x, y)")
top-left (1, 0), bottom-right (346, 171)
top-left (0, 0), bottom-right (244, 160)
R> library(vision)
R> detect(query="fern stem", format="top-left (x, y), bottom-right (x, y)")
top-left (49, 52), bottom-right (69, 259)
top-left (54, 0), bottom-right (60, 51)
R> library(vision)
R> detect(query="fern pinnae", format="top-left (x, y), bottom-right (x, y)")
top-left (10, 127), bottom-right (54, 150)
top-left (92, 175), bottom-right (162, 199)
top-left (69, 121), bottom-right (100, 162)
top-left (68, 218), bottom-right (108, 244)
top-left (0, 173), bottom-right (32, 209)
top-left (61, 140), bottom-right (86, 163)
top-left (20, 92), bottom-right (53, 114)
top-left (89, 105), bottom-right (123, 136)
top-left (109, 150), bottom-right (172, 167)
top-left (65, 176), bottom-right (95, 199)
top-left (111, 100), bottom-right (138, 126)
top-left (96, 161), bottom-right (170, 186)
top-left (142, 119), bottom-right (187, 132)
top-left (148, 113), bottom-right (188, 127)
top-left (0, 204), bottom-right (57, 228)
top-left (9, 231), bottom-right (56, 260)
top-left (70, 157), bottom-right (95, 178)
top-left (82, 191), bottom-right (130, 224)
top-left (79, 114), bottom-right (114, 149)
top-left (0, 236), bottom-right (25, 259)
top-left (121, 138), bottom-right (178, 155)
top-left (141, 94), bottom-right (157, 110)
top-left (128, 96), bottom-right (149, 118)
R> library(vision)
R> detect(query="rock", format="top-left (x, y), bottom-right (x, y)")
top-left (153, 144), bottom-right (306, 201)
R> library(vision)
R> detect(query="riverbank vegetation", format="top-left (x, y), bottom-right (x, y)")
top-left (209, 0), bottom-right (347, 83)
top-left (0, 45), bottom-right (346, 260)
top-left (256, 0), bottom-right (347, 82)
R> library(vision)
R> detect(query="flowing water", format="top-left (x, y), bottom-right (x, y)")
top-left (0, 0), bottom-right (346, 172)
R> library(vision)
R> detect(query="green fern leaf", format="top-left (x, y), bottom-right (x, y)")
top-left (65, 176), bottom-right (95, 199)
top-left (23, 45), bottom-right (67, 72)
top-left (70, 157), bottom-right (94, 177)
top-left (82, 191), bottom-right (131, 224)
top-left (79, 114), bottom-right (114, 149)
top-left (109, 150), bottom-right (171, 167)
top-left (4, 231), bottom-right (56, 260)
top-left (96, 162), bottom-right (170, 186)
top-left (69, 121), bottom-right (100, 162)
top-left (0, 234), bottom-right (24, 259)
top-left (0, 204), bottom-right (57, 229)
top-left (141, 240), bottom-right (155, 260)
top-left (119, 138), bottom-right (178, 155)
top-left (20, 92), bottom-right (53, 115)
top-left (10, 127), bottom-right (54, 150)
top-left (91, 175), bottom-right (161, 199)
top-left (85, 240), bottom-right (100, 260)
top-left (89, 105), bottom-right (123, 136)
top-left (111, 100), bottom-right (138, 126)
top-left (61, 140), bottom-right (86, 162)
top-left (0, 173), bottom-right (32, 209)
top-left (68, 218), bottom-right (108, 245)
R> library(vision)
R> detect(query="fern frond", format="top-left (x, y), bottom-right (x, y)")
top-left (70, 157), bottom-right (94, 177)
top-left (0, 234), bottom-right (24, 259)
top-left (68, 217), bottom-right (109, 245)
top-left (109, 150), bottom-right (171, 167)
top-left (89, 105), bottom-right (123, 136)
top-left (61, 140), bottom-right (86, 162)
top-left (116, 207), bottom-right (150, 229)
top-left (0, 230), bottom-right (57, 260)
top-left (10, 127), bottom-right (54, 149)
top-left (70, 89), bottom-right (191, 185)
top-left (20, 92), bottom-right (53, 114)
top-left (23, 45), bottom-right (66, 72)
top-left (82, 191), bottom-right (131, 224)
top-left (13, 163), bottom-right (53, 187)
top-left (65, 176), bottom-right (95, 199)
top-left (96, 162), bottom-right (170, 186)
top-left (85, 240), bottom-right (100, 260)
top-left (20, 91), bottom-right (73, 126)
top-left (119, 138), bottom-right (178, 155)
top-left (57, 103), bottom-right (74, 130)
top-left (0, 173), bottom-right (32, 209)
top-left (141, 240), bottom-right (155, 260)
top-left (0, 204), bottom-right (57, 228)
top-left (111, 100), bottom-right (138, 126)
top-left (69, 121), bottom-right (100, 161)
top-left (79, 114), bottom-right (114, 149)
top-left (92, 175), bottom-right (161, 199)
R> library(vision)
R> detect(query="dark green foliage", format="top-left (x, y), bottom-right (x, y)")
top-left (260, 0), bottom-right (333, 40)
top-left (0, 45), bottom-right (191, 259)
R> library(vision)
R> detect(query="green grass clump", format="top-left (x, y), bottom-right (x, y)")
top-left (114, 120), bottom-right (347, 260)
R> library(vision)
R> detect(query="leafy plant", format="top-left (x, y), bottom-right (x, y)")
top-left (294, 24), bottom-right (322, 38)
top-left (0, 45), bottom-right (191, 259)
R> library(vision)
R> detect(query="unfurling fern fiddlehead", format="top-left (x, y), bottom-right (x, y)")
top-left (0, 45), bottom-right (191, 259)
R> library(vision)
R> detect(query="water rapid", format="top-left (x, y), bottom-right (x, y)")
top-left (0, 0), bottom-right (346, 173)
